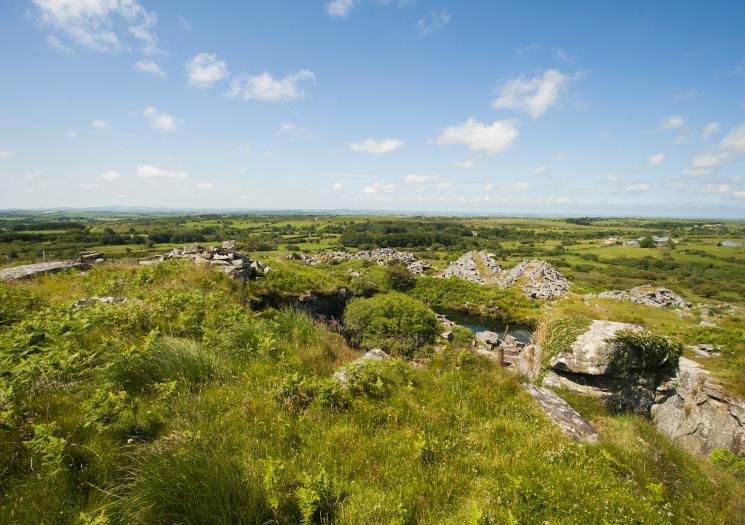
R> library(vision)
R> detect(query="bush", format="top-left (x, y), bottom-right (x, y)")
top-left (385, 264), bottom-right (416, 292)
top-left (710, 448), bottom-right (745, 481)
top-left (607, 329), bottom-right (683, 371)
top-left (638, 236), bottom-right (655, 248)
top-left (343, 292), bottom-right (438, 357)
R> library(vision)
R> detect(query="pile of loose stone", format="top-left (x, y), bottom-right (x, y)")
top-left (139, 240), bottom-right (269, 280)
top-left (438, 254), bottom-right (570, 300)
top-left (70, 296), bottom-right (128, 309)
top-left (499, 259), bottom-right (571, 300)
top-left (294, 248), bottom-right (432, 275)
top-left (591, 285), bottom-right (691, 308)
top-left (439, 251), bottom-right (502, 284)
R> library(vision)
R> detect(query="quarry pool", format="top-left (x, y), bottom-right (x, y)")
top-left (435, 308), bottom-right (533, 343)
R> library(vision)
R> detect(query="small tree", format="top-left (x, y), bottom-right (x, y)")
top-left (385, 264), bottom-right (416, 292)
top-left (638, 236), bottom-right (655, 248)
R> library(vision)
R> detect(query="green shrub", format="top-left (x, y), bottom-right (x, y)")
top-left (537, 316), bottom-right (592, 381)
top-left (607, 330), bottom-right (683, 371)
top-left (343, 292), bottom-right (437, 357)
top-left (385, 264), bottom-right (416, 292)
top-left (710, 448), bottom-right (745, 481)
top-left (638, 236), bottom-right (655, 248)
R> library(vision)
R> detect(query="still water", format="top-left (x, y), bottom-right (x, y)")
top-left (435, 308), bottom-right (533, 343)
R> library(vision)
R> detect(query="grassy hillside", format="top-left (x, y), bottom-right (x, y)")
top-left (2, 261), bottom-right (745, 524)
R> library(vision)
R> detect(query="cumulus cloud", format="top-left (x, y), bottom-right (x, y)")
top-left (533, 165), bottom-right (548, 174)
top-left (660, 115), bottom-right (685, 131)
top-left (91, 120), bottom-right (110, 129)
top-left (79, 183), bottom-right (98, 190)
top-left (417, 8), bottom-right (451, 35)
top-left (276, 123), bottom-right (309, 137)
top-left (735, 190), bottom-right (745, 199)
top-left (65, 130), bottom-right (77, 138)
top-left (721, 122), bottom-right (745, 153)
top-left (648, 153), bottom-right (665, 166)
top-left (134, 106), bottom-right (178, 132)
top-left (626, 183), bottom-right (652, 192)
top-left (492, 69), bottom-right (570, 118)
top-left (404, 174), bottom-right (452, 188)
top-left (34, 0), bottom-right (160, 54)
top-left (702, 122), bottom-right (720, 140)
top-left (100, 170), bottom-right (120, 180)
top-left (362, 181), bottom-right (397, 194)
top-left (436, 118), bottom-right (518, 155)
top-left (0, 150), bottom-right (14, 159)
top-left (350, 138), bottom-right (405, 154)
top-left (136, 164), bottom-right (188, 179)
top-left (331, 182), bottom-right (344, 191)
top-left (326, 0), bottom-right (357, 17)
top-left (226, 70), bottom-right (315, 102)
top-left (187, 53), bottom-right (229, 88)
top-left (46, 34), bottom-right (72, 53)
top-left (451, 158), bottom-right (475, 169)
top-left (196, 182), bottom-right (214, 190)
top-left (607, 173), bottom-right (622, 181)
top-left (703, 183), bottom-right (730, 193)
top-left (134, 60), bottom-right (166, 78)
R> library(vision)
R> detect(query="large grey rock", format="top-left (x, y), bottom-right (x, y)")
top-left (523, 384), bottom-right (598, 443)
top-left (333, 349), bottom-right (390, 384)
top-left (140, 242), bottom-right (267, 280)
top-left (550, 320), bottom-right (643, 375)
top-left (499, 259), bottom-right (570, 300)
top-left (592, 286), bottom-right (691, 309)
top-left (0, 261), bottom-right (90, 281)
top-left (652, 357), bottom-right (745, 457)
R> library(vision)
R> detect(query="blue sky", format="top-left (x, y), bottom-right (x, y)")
top-left (1, 0), bottom-right (745, 217)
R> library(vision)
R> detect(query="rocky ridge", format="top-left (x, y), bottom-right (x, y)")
top-left (139, 240), bottom-right (269, 280)
top-left (591, 285), bottom-right (692, 309)
top-left (294, 248), bottom-right (432, 275)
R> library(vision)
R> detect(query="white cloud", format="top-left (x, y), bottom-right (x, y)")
top-left (79, 183), bottom-right (98, 190)
top-left (0, 150), bottom-right (14, 159)
top-left (326, 0), bottom-right (357, 17)
top-left (721, 122), bottom-right (745, 153)
top-left (626, 183), bottom-right (652, 192)
top-left (100, 170), bottom-right (120, 180)
top-left (702, 122), bottom-right (720, 140)
top-left (673, 134), bottom-right (690, 144)
top-left (417, 8), bottom-right (451, 35)
top-left (492, 69), bottom-right (570, 118)
top-left (703, 183), bottom-right (730, 193)
top-left (404, 174), bottom-right (433, 184)
top-left (555, 152), bottom-right (567, 161)
top-left (196, 182), bottom-right (214, 190)
top-left (46, 34), bottom-right (72, 53)
top-left (607, 173), bottom-right (622, 181)
top-left (350, 138), bottom-right (405, 154)
top-left (484, 183), bottom-right (495, 191)
top-left (136, 164), bottom-right (188, 179)
top-left (363, 181), bottom-right (397, 194)
top-left (436, 118), bottom-right (518, 155)
top-left (648, 153), bottom-right (665, 166)
top-left (91, 120), bottom-right (110, 129)
top-left (276, 123), bottom-right (309, 137)
top-left (134, 106), bottom-right (178, 132)
top-left (134, 60), bottom-right (166, 78)
top-left (732, 175), bottom-right (744, 182)
top-left (660, 115), bottom-right (685, 131)
top-left (451, 158), bottom-right (475, 169)
top-left (513, 181), bottom-right (529, 191)
top-left (734, 190), bottom-right (745, 199)
top-left (554, 48), bottom-right (575, 64)
top-left (533, 165), bottom-right (548, 174)
top-left (65, 130), bottom-right (77, 138)
top-left (34, 0), bottom-right (160, 54)
top-left (186, 53), bottom-right (229, 88)
top-left (331, 182), bottom-right (344, 191)
top-left (226, 70), bottom-right (315, 102)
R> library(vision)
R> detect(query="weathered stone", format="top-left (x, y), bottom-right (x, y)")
top-left (475, 330), bottom-right (500, 347)
top-left (0, 261), bottom-right (90, 281)
top-left (550, 320), bottom-right (643, 376)
top-left (300, 248), bottom-right (432, 275)
top-left (652, 357), bottom-right (745, 457)
top-left (523, 384), bottom-right (598, 443)
top-left (591, 285), bottom-right (691, 309)
top-left (222, 240), bottom-right (237, 250)
top-left (70, 296), bottom-right (128, 309)
top-left (440, 331), bottom-right (453, 342)
top-left (333, 348), bottom-right (390, 384)
top-left (499, 259), bottom-right (570, 300)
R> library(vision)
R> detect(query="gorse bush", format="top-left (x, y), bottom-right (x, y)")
top-left (343, 292), bottom-right (438, 357)
top-left (608, 329), bottom-right (683, 371)
top-left (710, 448), bottom-right (745, 481)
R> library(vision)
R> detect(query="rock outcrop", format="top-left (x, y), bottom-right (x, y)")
top-left (652, 357), bottom-right (745, 456)
top-left (332, 348), bottom-right (390, 384)
top-left (542, 320), bottom-right (661, 414)
top-left (70, 296), bottom-right (128, 309)
top-left (591, 285), bottom-right (691, 309)
top-left (523, 384), bottom-right (598, 443)
top-left (0, 261), bottom-right (90, 281)
top-left (140, 241), bottom-right (268, 280)
top-left (295, 248), bottom-right (432, 275)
